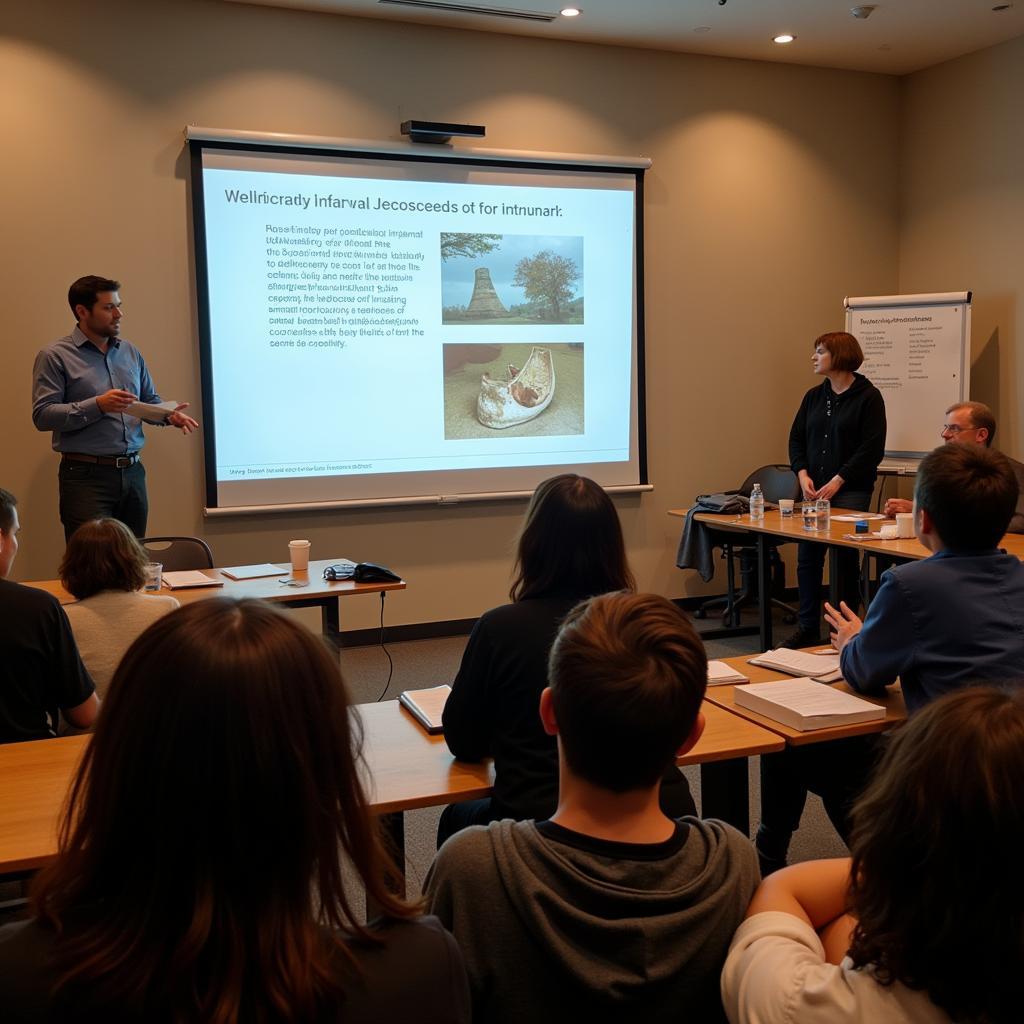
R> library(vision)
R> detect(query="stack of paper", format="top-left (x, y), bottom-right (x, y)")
top-left (733, 679), bottom-right (885, 731)
top-left (399, 685), bottom-right (451, 734)
top-left (749, 648), bottom-right (843, 682)
top-left (708, 661), bottom-right (749, 686)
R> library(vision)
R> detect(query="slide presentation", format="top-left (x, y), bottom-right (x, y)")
top-left (190, 141), bottom-right (645, 512)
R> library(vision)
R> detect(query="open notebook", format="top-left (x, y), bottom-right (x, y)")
top-left (748, 648), bottom-right (843, 683)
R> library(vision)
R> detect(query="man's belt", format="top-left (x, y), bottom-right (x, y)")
top-left (61, 452), bottom-right (140, 468)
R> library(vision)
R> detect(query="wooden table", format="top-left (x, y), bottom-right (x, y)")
top-left (704, 650), bottom-right (907, 746)
top-left (24, 559), bottom-right (406, 646)
top-left (671, 507), bottom-right (1024, 648)
top-left (0, 699), bottom-right (782, 881)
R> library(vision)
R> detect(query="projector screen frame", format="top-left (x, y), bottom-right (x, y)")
top-left (186, 128), bottom-right (650, 515)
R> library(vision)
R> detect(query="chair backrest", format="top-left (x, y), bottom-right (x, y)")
top-left (739, 464), bottom-right (801, 504)
top-left (141, 536), bottom-right (215, 571)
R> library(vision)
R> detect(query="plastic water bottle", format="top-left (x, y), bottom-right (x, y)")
top-left (749, 483), bottom-right (765, 522)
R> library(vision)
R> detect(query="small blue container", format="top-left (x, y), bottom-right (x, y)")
top-left (855, 519), bottom-right (869, 534)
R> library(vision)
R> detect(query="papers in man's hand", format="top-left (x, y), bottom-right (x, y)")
top-left (399, 685), bottom-right (451, 734)
top-left (733, 679), bottom-right (885, 731)
top-left (708, 661), bottom-right (749, 686)
top-left (161, 570), bottom-right (223, 589)
top-left (124, 400), bottom-right (178, 423)
top-left (749, 648), bottom-right (843, 682)
top-left (220, 563), bottom-right (289, 581)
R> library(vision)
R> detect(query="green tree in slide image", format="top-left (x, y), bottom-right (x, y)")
top-left (440, 233), bottom-right (502, 261)
top-left (513, 251), bottom-right (580, 321)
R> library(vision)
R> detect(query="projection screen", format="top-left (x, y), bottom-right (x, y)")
top-left (187, 128), bottom-right (649, 514)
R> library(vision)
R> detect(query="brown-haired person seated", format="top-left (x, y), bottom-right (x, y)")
top-left (427, 592), bottom-right (758, 1024)
top-left (438, 474), bottom-right (696, 846)
top-left (723, 686), bottom-right (1024, 1023)
top-left (0, 488), bottom-right (97, 743)
top-left (0, 599), bottom-right (469, 1023)
top-left (60, 518), bottom-right (179, 699)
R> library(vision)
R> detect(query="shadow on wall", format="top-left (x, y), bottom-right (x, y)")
top-left (972, 325), bottom-right (1000, 426)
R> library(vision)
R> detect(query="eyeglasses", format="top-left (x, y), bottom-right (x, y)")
top-left (940, 423), bottom-right (976, 435)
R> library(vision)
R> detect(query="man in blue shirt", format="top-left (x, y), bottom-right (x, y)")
top-left (758, 443), bottom-right (1024, 875)
top-left (826, 442), bottom-right (1024, 712)
top-left (32, 277), bottom-right (199, 540)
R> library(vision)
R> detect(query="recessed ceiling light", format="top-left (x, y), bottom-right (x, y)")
top-left (693, 25), bottom-right (711, 33)
top-left (992, 3), bottom-right (1012, 10)
top-left (560, 6), bottom-right (581, 15)
top-left (773, 33), bottom-right (796, 44)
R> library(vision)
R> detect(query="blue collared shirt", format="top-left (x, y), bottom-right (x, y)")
top-left (32, 326), bottom-right (162, 455)
top-left (840, 547), bottom-right (1024, 713)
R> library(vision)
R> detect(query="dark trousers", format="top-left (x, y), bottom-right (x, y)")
top-left (58, 459), bottom-right (148, 542)
top-left (436, 766), bottom-right (697, 849)
top-left (757, 735), bottom-right (881, 864)
top-left (796, 488), bottom-right (873, 632)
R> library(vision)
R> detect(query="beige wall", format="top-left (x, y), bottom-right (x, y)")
top-left (900, 34), bottom-right (1024, 459)
top-left (1, 0), bottom-right (900, 627)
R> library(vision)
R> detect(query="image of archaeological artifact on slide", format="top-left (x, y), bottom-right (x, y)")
top-left (440, 233), bottom-right (584, 325)
top-left (442, 343), bottom-right (584, 439)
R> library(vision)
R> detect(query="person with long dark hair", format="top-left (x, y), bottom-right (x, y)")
top-left (0, 599), bottom-right (469, 1023)
top-left (438, 473), bottom-right (696, 846)
top-left (723, 686), bottom-right (1024, 1023)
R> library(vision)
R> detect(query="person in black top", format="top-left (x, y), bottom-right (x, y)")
top-left (785, 332), bottom-right (886, 647)
top-left (0, 488), bottom-right (97, 743)
top-left (0, 598), bottom-right (469, 1024)
top-left (437, 474), bottom-right (696, 847)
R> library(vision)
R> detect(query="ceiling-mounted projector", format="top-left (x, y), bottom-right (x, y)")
top-left (401, 120), bottom-right (486, 144)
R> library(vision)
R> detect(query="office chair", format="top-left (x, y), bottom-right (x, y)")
top-left (141, 536), bottom-right (215, 572)
top-left (693, 464), bottom-right (801, 628)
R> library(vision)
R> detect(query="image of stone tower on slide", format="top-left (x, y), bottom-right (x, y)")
top-left (465, 267), bottom-right (508, 318)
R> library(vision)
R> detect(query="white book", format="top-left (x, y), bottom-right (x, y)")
top-left (161, 570), bottom-right (223, 589)
top-left (399, 685), bottom-right (451, 734)
top-left (221, 563), bottom-right (289, 581)
top-left (734, 679), bottom-right (885, 731)
top-left (708, 660), bottom-right (749, 685)
top-left (749, 648), bottom-right (842, 681)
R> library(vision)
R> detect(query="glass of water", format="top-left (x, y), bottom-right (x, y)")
top-left (814, 498), bottom-right (831, 532)
top-left (144, 562), bottom-right (163, 591)
top-left (801, 503), bottom-right (818, 531)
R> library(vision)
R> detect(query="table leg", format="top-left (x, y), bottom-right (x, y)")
top-left (321, 598), bottom-right (342, 648)
top-left (700, 759), bottom-right (750, 836)
top-left (828, 546), bottom-right (840, 609)
top-left (757, 534), bottom-right (773, 650)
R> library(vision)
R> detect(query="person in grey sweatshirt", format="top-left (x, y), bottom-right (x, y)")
top-left (425, 591), bottom-right (759, 1024)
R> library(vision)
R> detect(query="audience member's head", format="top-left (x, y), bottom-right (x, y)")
top-left (0, 487), bottom-right (20, 579)
top-left (943, 400), bottom-right (996, 447)
top-left (813, 331), bottom-right (864, 372)
top-left (59, 518), bottom-right (148, 599)
top-left (914, 443), bottom-right (1018, 549)
top-left (67, 275), bottom-right (120, 320)
top-left (544, 591), bottom-right (707, 793)
top-left (510, 474), bottom-right (635, 602)
top-left (848, 686), bottom-right (1024, 1023)
top-left (32, 598), bottom-right (414, 1021)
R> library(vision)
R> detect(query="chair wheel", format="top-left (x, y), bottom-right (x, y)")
top-left (694, 608), bottom-right (707, 619)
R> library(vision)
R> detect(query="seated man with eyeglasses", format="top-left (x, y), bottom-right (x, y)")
top-left (883, 401), bottom-right (1024, 533)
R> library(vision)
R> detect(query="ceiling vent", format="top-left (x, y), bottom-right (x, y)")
top-left (378, 1), bottom-right (558, 23)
